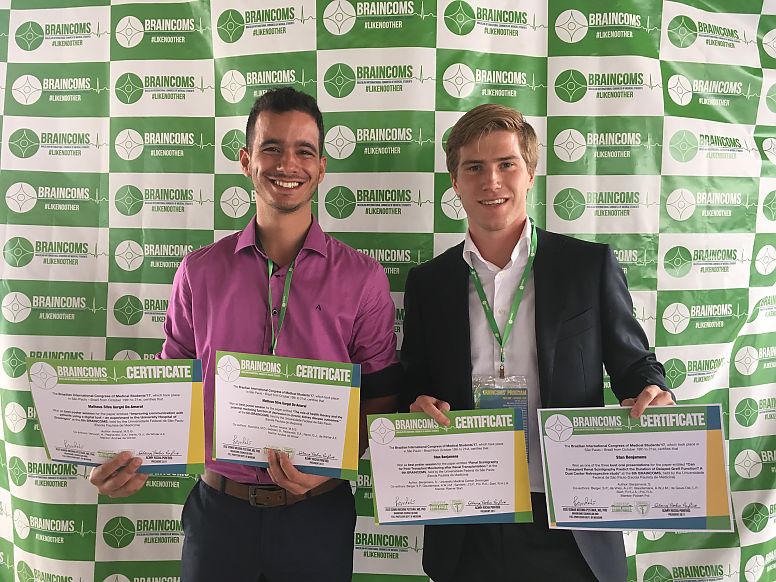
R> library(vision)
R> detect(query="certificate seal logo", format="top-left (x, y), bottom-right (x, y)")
top-left (544, 414), bottom-right (573, 442)
top-left (744, 554), bottom-right (765, 582)
top-left (369, 417), bottom-right (395, 445)
top-left (28, 361), bottom-right (58, 391)
top-left (217, 355), bottom-right (241, 382)
top-left (636, 502), bottom-right (650, 515)
top-left (734, 449), bottom-right (762, 479)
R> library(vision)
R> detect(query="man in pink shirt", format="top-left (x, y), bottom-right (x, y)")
top-left (89, 87), bottom-right (400, 581)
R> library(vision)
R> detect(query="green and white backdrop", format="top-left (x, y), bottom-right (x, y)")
top-left (0, 0), bottom-right (774, 580)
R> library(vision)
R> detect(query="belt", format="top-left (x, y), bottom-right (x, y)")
top-left (201, 469), bottom-right (342, 507)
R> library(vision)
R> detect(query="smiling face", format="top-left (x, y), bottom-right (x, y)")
top-left (239, 109), bottom-right (326, 216)
top-left (451, 129), bottom-right (534, 239)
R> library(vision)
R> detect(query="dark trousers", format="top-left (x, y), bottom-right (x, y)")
top-left (181, 479), bottom-right (356, 582)
top-left (448, 493), bottom-right (599, 582)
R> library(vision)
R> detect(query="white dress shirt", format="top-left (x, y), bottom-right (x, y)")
top-left (463, 220), bottom-right (544, 492)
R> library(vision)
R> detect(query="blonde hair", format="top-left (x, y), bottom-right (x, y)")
top-left (445, 104), bottom-right (538, 177)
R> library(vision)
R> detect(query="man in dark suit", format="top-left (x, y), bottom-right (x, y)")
top-left (400, 104), bottom-right (672, 582)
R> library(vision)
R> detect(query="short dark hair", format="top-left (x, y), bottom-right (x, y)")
top-left (245, 87), bottom-right (325, 154)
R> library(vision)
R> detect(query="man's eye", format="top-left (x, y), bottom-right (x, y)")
top-left (467, 165), bottom-right (481, 172)
top-left (501, 162), bottom-right (515, 169)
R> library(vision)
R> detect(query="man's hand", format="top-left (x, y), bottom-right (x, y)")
top-left (409, 395), bottom-right (451, 426)
top-left (621, 384), bottom-right (675, 418)
top-left (88, 451), bottom-right (149, 498)
top-left (267, 450), bottom-right (332, 495)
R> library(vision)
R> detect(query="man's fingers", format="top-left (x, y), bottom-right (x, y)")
top-left (88, 451), bottom-right (134, 487)
top-left (107, 474), bottom-right (149, 498)
top-left (410, 396), bottom-right (451, 426)
top-left (630, 385), bottom-right (670, 418)
top-left (620, 398), bottom-right (636, 407)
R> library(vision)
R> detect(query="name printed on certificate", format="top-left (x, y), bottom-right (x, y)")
top-left (213, 351), bottom-right (360, 481)
top-left (27, 358), bottom-right (204, 474)
top-left (538, 404), bottom-right (733, 531)
top-left (367, 409), bottom-right (532, 525)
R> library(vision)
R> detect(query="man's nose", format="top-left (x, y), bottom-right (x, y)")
top-left (483, 166), bottom-right (500, 189)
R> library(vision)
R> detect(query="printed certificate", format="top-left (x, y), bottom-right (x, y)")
top-left (27, 358), bottom-right (204, 474)
top-left (367, 409), bottom-right (532, 525)
top-left (538, 405), bottom-right (733, 531)
top-left (213, 351), bottom-right (360, 480)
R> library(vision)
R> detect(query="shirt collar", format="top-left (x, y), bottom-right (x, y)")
top-left (234, 214), bottom-right (328, 258)
top-left (462, 218), bottom-right (532, 272)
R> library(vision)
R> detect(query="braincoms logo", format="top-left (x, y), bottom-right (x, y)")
top-left (555, 70), bottom-right (587, 103)
top-left (661, 302), bottom-right (690, 335)
top-left (217, 9), bottom-right (246, 43)
top-left (114, 185), bottom-right (144, 216)
top-left (755, 245), bottom-right (776, 276)
top-left (442, 63), bottom-right (475, 98)
top-left (553, 188), bottom-right (586, 220)
top-left (113, 295), bottom-right (144, 326)
top-left (553, 129), bottom-right (586, 162)
top-left (734, 398), bottom-right (759, 428)
top-left (114, 73), bottom-right (145, 105)
top-left (325, 186), bottom-right (357, 219)
top-left (734, 449), bottom-right (762, 479)
top-left (643, 565), bottom-right (673, 582)
top-left (114, 129), bottom-right (145, 161)
top-left (324, 125), bottom-right (357, 159)
top-left (762, 191), bottom-right (776, 222)
top-left (444, 1), bottom-right (476, 36)
top-left (663, 358), bottom-right (687, 389)
top-left (667, 74), bottom-right (692, 106)
top-left (12, 75), bottom-right (44, 106)
top-left (3, 237), bottom-right (35, 268)
top-left (8, 456), bottom-right (28, 486)
top-left (663, 246), bottom-right (693, 277)
top-left (220, 187), bottom-right (252, 219)
top-left (8, 129), bottom-right (41, 159)
top-left (103, 516), bottom-right (136, 548)
top-left (741, 502), bottom-right (770, 533)
top-left (2, 346), bottom-right (28, 378)
top-left (323, 63), bottom-right (357, 98)
top-left (734, 346), bottom-right (759, 376)
top-left (115, 16), bottom-right (145, 48)
top-left (5, 183), bottom-right (38, 214)
top-left (667, 16), bottom-right (698, 49)
top-left (555, 10), bottom-right (588, 43)
top-left (665, 189), bottom-right (696, 221)
top-left (221, 129), bottom-right (246, 162)
top-left (322, 1), bottom-right (357, 36)
top-left (15, 22), bottom-right (45, 51)
top-left (114, 240), bottom-right (145, 271)
top-left (669, 130), bottom-right (699, 162)
top-left (2, 292), bottom-right (33, 324)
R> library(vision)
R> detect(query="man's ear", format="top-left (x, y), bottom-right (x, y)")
top-left (318, 155), bottom-right (327, 184)
top-left (450, 171), bottom-right (459, 195)
top-left (239, 147), bottom-right (250, 177)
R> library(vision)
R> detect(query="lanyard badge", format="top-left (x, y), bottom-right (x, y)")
top-left (267, 258), bottom-right (295, 355)
top-left (469, 219), bottom-right (537, 378)
top-left (473, 374), bottom-right (529, 460)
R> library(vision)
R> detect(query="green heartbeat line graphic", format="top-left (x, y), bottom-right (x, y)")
top-left (294, 5), bottom-right (316, 24)
top-left (526, 74), bottom-right (546, 93)
top-left (89, 133), bottom-right (111, 150)
top-left (86, 299), bottom-right (108, 314)
top-left (643, 74), bottom-right (662, 91)
top-left (526, 191), bottom-right (546, 207)
top-left (91, 81), bottom-right (112, 95)
top-left (740, 83), bottom-right (759, 101)
top-left (195, 77), bottom-right (216, 93)
top-left (195, 18), bottom-right (212, 35)
top-left (410, 65), bottom-right (435, 84)
top-left (193, 190), bottom-right (215, 205)
top-left (193, 134), bottom-right (215, 150)
top-left (640, 16), bottom-right (661, 35)
top-left (633, 306), bottom-right (656, 322)
top-left (737, 30), bottom-right (758, 47)
top-left (90, 22), bottom-right (111, 39)
top-left (640, 136), bottom-right (661, 151)
top-left (296, 69), bottom-right (317, 87)
top-left (412, 1), bottom-right (436, 20)
top-left (409, 190), bottom-right (433, 207)
top-left (527, 15), bottom-right (548, 32)
top-left (408, 127), bottom-right (435, 147)
top-left (87, 189), bottom-right (111, 206)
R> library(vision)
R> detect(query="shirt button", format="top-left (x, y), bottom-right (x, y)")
top-left (498, 309), bottom-right (505, 315)
top-left (272, 308), bottom-right (278, 316)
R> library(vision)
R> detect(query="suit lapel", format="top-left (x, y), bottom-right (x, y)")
top-left (533, 229), bottom-right (563, 407)
top-left (441, 245), bottom-right (475, 409)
